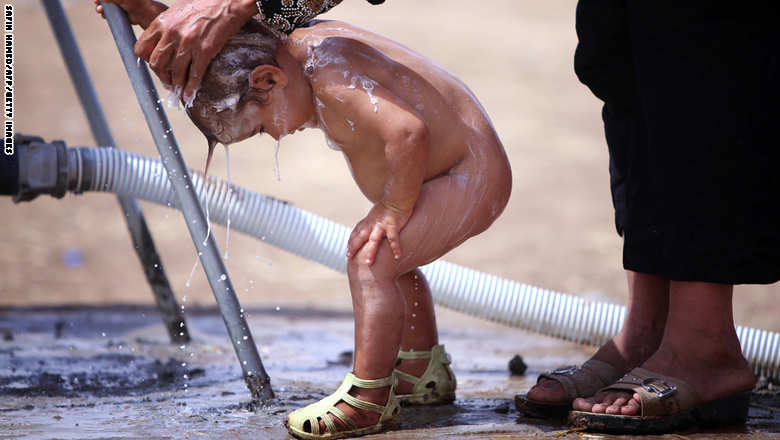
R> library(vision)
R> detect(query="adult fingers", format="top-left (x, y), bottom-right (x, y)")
top-left (147, 34), bottom-right (177, 86)
top-left (135, 19), bottom-right (163, 62)
top-left (183, 52), bottom-right (210, 104)
top-left (169, 49), bottom-right (192, 94)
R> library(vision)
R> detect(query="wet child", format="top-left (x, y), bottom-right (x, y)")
top-left (97, 1), bottom-right (512, 438)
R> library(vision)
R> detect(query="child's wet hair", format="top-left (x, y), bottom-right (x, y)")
top-left (186, 19), bottom-right (284, 146)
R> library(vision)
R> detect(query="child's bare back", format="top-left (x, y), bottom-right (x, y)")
top-left (284, 20), bottom-right (512, 265)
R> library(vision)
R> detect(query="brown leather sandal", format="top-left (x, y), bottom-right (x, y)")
top-left (567, 367), bottom-right (751, 434)
top-left (515, 359), bottom-right (620, 417)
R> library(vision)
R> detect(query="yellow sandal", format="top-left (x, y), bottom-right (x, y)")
top-left (394, 344), bottom-right (456, 405)
top-left (285, 373), bottom-right (400, 439)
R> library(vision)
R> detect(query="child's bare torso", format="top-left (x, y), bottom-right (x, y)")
top-left (288, 20), bottom-right (506, 203)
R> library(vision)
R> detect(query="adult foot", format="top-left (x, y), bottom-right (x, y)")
top-left (525, 328), bottom-right (661, 405)
top-left (526, 271), bottom-right (669, 406)
top-left (571, 340), bottom-right (755, 416)
top-left (572, 280), bottom-right (756, 417)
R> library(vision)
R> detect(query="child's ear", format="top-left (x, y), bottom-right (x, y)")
top-left (249, 65), bottom-right (289, 92)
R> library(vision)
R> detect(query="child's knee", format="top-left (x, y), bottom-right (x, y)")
top-left (346, 243), bottom-right (400, 282)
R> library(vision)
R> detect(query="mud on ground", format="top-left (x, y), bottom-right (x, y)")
top-left (1, 306), bottom-right (777, 439)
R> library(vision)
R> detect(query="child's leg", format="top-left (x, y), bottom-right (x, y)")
top-left (320, 169), bottom-right (507, 432)
top-left (395, 269), bottom-right (438, 395)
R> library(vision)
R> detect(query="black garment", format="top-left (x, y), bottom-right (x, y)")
top-left (575, 1), bottom-right (780, 284)
top-left (258, 0), bottom-right (383, 34)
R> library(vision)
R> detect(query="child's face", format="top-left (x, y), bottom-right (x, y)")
top-left (188, 86), bottom-right (309, 145)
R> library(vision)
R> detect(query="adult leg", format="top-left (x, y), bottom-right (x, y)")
top-left (573, 281), bottom-right (755, 415)
top-left (526, 270), bottom-right (669, 404)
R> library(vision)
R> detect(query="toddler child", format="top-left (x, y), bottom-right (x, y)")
top-left (98, 2), bottom-right (512, 438)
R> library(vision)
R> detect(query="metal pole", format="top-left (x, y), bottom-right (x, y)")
top-left (100, 2), bottom-right (273, 402)
top-left (41, 0), bottom-right (190, 344)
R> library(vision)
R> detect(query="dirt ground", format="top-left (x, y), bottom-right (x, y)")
top-left (1, 1), bottom-right (779, 438)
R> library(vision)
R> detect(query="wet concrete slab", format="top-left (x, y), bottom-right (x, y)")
top-left (0, 306), bottom-right (778, 439)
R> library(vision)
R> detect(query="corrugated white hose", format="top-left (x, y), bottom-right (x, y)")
top-left (79, 147), bottom-right (780, 380)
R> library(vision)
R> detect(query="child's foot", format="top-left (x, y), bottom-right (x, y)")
top-left (394, 345), bottom-right (456, 405)
top-left (286, 373), bottom-right (400, 439)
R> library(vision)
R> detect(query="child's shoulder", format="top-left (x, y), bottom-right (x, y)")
top-left (306, 36), bottom-right (394, 89)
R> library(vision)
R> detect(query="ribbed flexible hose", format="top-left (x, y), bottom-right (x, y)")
top-left (78, 147), bottom-right (780, 380)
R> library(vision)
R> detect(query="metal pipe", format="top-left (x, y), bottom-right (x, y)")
top-left (40, 0), bottom-right (189, 345)
top-left (99, 3), bottom-right (273, 402)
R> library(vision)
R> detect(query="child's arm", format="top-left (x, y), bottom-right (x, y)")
top-left (311, 47), bottom-right (431, 264)
top-left (94, 0), bottom-right (167, 30)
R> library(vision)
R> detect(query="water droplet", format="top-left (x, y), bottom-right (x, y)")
top-left (101, 332), bottom-right (106, 337)
top-left (243, 336), bottom-right (248, 340)
top-left (219, 274), bottom-right (227, 281)
top-left (275, 306), bottom-right (280, 311)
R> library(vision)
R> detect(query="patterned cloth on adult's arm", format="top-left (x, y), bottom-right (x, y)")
top-left (258, 0), bottom-right (385, 34)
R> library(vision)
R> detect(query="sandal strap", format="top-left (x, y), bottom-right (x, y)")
top-left (398, 349), bottom-right (432, 360)
top-left (537, 358), bottom-right (620, 401)
top-left (320, 411), bottom-right (338, 434)
top-left (348, 373), bottom-right (396, 389)
top-left (393, 369), bottom-right (421, 385)
top-left (328, 406), bottom-right (357, 430)
top-left (599, 367), bottom-right (700, 417)
top-left (342, 393), bottom-right (386, 413)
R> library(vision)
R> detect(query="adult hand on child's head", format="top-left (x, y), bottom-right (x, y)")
top-left (347, 203), bottom-right (413, 265)
top-left (134, 0), bottom-right (258, 101)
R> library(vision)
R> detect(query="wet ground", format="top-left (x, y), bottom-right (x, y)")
top-left (0, 306), bottom-right (778, 440)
